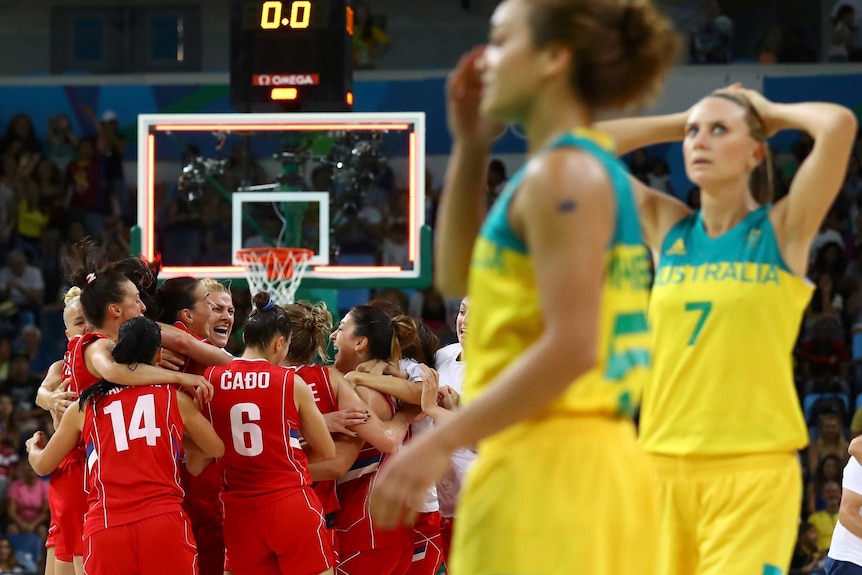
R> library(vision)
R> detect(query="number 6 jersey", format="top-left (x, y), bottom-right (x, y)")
top-left (81, 384), bottom-right (185, 539)
top-left (204, 358), bottom-right (312, 507)
top-left (639, 206), bottom-right (812, 456)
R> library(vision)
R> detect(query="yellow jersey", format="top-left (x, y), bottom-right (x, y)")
top-left (639, 207), bottom-right (811, 456)
top-left (462, 129), bottom-right (652, 439)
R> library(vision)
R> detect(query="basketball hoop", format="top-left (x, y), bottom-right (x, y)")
top-left (235, 247), bottom-right (314, 305)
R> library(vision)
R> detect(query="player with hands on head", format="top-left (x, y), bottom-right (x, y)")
top-left (369, 0), bottom-right (680, 573)
top-left (595, 82), bottom-right (858, 573)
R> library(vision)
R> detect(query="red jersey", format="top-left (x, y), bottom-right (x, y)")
top-left (62, 345), bottom-right (73, 380)
top-left (205, 358), bottom-right (312, 507)
top-left (82, 384), bottom-right (185, 538)
top-left (172, 321), bottom-right (208, 375)
top-left (296, 364), bottom-right (340, 517)
top-left (67, 332), bottom-right (107, 396)
top-left (336, 395), bottom-right (412, 551)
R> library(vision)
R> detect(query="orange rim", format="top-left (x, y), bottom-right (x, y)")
top-left (236, 247), bottom-right (314, 280)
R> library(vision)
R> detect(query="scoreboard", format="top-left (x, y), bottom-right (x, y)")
top-left (229, 0), bottom-right (354, 112)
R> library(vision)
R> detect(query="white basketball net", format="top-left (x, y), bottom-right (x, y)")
top-left (235, 249), bottom-right (313, 305)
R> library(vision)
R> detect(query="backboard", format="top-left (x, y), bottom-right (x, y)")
top-left (133, 112), bottom-right (430, 289)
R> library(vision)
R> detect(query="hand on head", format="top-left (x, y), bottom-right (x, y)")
top-left (446, 46), bottom-right (507, 147)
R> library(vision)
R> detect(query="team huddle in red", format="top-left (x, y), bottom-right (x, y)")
top-left (21, 241), bottom-right (466, 575)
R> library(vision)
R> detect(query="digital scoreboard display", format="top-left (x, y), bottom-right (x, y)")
top-left (230, 0), bottom-right (354, 112)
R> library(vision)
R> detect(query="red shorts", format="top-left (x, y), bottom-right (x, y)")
top-left (182, 463), bottom-right (224, 575)
top-left (406, 512), bottom-right (443, 575)
top-left (336, 546), bottom-right (413, 575)
top-left (336, 475), bottom-right (412, 560)
top-left (83, 511), bottom-right (197, 575)
top-left (49, 455), bottom-right (87, 561)
top-left (223, 487), bottom-right (334, 575)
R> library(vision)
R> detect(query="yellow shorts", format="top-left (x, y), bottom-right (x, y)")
top-left (648, 451), bottom-right (801, 575)
top-left (450, 416), bottom-right (658, 575)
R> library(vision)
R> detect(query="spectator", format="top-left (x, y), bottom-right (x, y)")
top-left (38, 228), bottom-right (64, 309)
top-left (0, 114), bottom-right (41, 158)
top-left (43, 114), bottom-right (79, 173)
top-left (809, 454), bottom-right (845, 516)
top-left (352, 2), bottom-right (391, 69)
top-left (409, 286), bottom-right (460, 345)
top-left (12, 179), bottom-right (49, 264)
top-left (0, 157), bottom-right (17, 264)
top-left (645, 158), bottom-right (674, 195)
top-left (0, 352), bottom-right (41, 414)
top-left (831, 5), bottom-right (857, 62)
top-left (332, 199), bottom-right (384, 254)
top-left (797, 318), bottom-right (851, 396)
top-left (0, 251), bottom-right (44, 328)
top-left (83, 108), bottom-right (131, 223)
top-left (5, 465), bottom-right (48, 539)
top-left (0, 392), bottom-right (19, 449)
top-left (802, 278), bottom-right (845, 337)
top-left (809, 413), bottom-right (851, 474)
top-left (0, 535), bottom-right (32, 574)
top-left (64, 137), bottom-right (105, 238)
top-left (31, 158), bottom-right (64, 228)
top-left (810, 480), bottom-right (842, 553)
top-left (371, 288), bottom-right (409, 314)
top-left (810, 210), bottom-right (845, 266)
top-left (628, 149), bottom-right (651, 184)
top-left (0, 339), bottom-right (11, 382)
top-left (790, 522), bottom-right (826, 575)
top-left (813, 243), bottom-right (847, 285)
top-left (14, 326), bottom-right (51, 378)
top-left (380, 221), bottom-right (410, 269)
top-left (689, 0), bottom-right (733, 63)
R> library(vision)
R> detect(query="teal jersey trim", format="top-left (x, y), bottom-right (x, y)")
top-left (478, 131), bottom-right (642, 254)
top-left (657, 205), bottom-right (794, 273)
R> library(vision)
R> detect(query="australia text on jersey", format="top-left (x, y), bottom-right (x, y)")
top-left (654, 262), bottom-right (781, 286)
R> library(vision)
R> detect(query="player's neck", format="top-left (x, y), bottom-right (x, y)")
top-left (98, 326), bottom-right (119, 342)
top-left (698, 185), bottom-right (758, 237)
top-left (241, 347), bottom-right (269, 362)
top-left (523, 97), bottom-right (591, 156)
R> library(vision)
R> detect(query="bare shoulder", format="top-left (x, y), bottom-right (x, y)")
top-left (523, 147), bottom-right (614, 201)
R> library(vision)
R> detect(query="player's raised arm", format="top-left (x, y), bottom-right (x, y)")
top-left (27, 402), bottom-right (85, 476)
top-left (434, 47), bottom-right (506, 297)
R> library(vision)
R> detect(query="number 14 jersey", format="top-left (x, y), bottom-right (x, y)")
top-left (640, 206), bottom-right (811, 456)
top-left (82, 385), bottom-right (184, 538)
top-left (205, 358), bottom-right (312, 507)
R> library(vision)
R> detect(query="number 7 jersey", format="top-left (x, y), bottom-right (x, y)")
top-left (639, 206), bottom-right (812, 456)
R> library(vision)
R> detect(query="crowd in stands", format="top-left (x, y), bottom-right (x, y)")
top-left (685, 0), bottom-right (862, 65)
